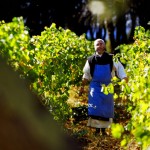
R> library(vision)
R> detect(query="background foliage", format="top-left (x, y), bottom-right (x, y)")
top-left (111, 26), bottom-right (150, 149)
top-left (0, 17), bottom-right (149, 149)
top-left (0, 17), bottom-right (93, 122)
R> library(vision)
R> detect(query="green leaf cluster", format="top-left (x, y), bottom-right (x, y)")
top-left (1, 17), bottom-right (150, 149)
top-left (112, 26), bottom-right (150, 150)
top-left (0, 17), bottom-right (93, 123)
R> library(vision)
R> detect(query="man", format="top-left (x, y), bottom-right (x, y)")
top-left (79, 39), bottom-right (128, 136)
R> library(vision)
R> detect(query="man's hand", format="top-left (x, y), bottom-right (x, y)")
top-left (122, 77), bottom-right (128, 83)
top-left (78, 86), bottom-right (84, 96)
top-left (78, 78), bottom-right (88, 96)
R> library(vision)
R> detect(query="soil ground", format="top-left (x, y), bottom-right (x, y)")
top-left (65, 86), bottom-right (141, 150)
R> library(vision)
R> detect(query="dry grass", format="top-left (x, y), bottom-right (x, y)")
top-left (66, 85), bottom-right (141, 150)
top-left (67, 85), bottom-right (88, 107)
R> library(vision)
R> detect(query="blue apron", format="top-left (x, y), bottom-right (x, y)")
top-left (88, 64), bottom-right (114, 118)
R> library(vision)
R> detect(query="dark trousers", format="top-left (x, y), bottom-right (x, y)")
top-left (95, 128), bottom-right (107, 135)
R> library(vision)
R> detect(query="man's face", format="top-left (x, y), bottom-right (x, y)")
top-left (94, 39), bottom-right (105, 54)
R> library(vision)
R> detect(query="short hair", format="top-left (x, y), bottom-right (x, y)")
top-left (94, 39), bottom-right (105, 50)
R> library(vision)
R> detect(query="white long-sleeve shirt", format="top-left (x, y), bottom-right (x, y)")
top-left (82, 59), bottom-right (127, 80)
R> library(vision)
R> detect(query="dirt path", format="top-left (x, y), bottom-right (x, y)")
top-left (65, 119), bottom-right (140, 150)
top-left (66, 86), bottom-right (140, 150)
top-left (65, 120), bottom-right (123, 150)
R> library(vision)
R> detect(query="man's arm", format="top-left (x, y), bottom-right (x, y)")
top-left (79, 60), bottom-right (91, 96)
top-left (114, 61), bottom-right (128, 83)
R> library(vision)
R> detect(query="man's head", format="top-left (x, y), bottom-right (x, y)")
top-left (94, 39), bottom-right (106, 55)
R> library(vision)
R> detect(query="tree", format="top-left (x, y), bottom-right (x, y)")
top-left (0, 0), bottom-right (149, 48)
